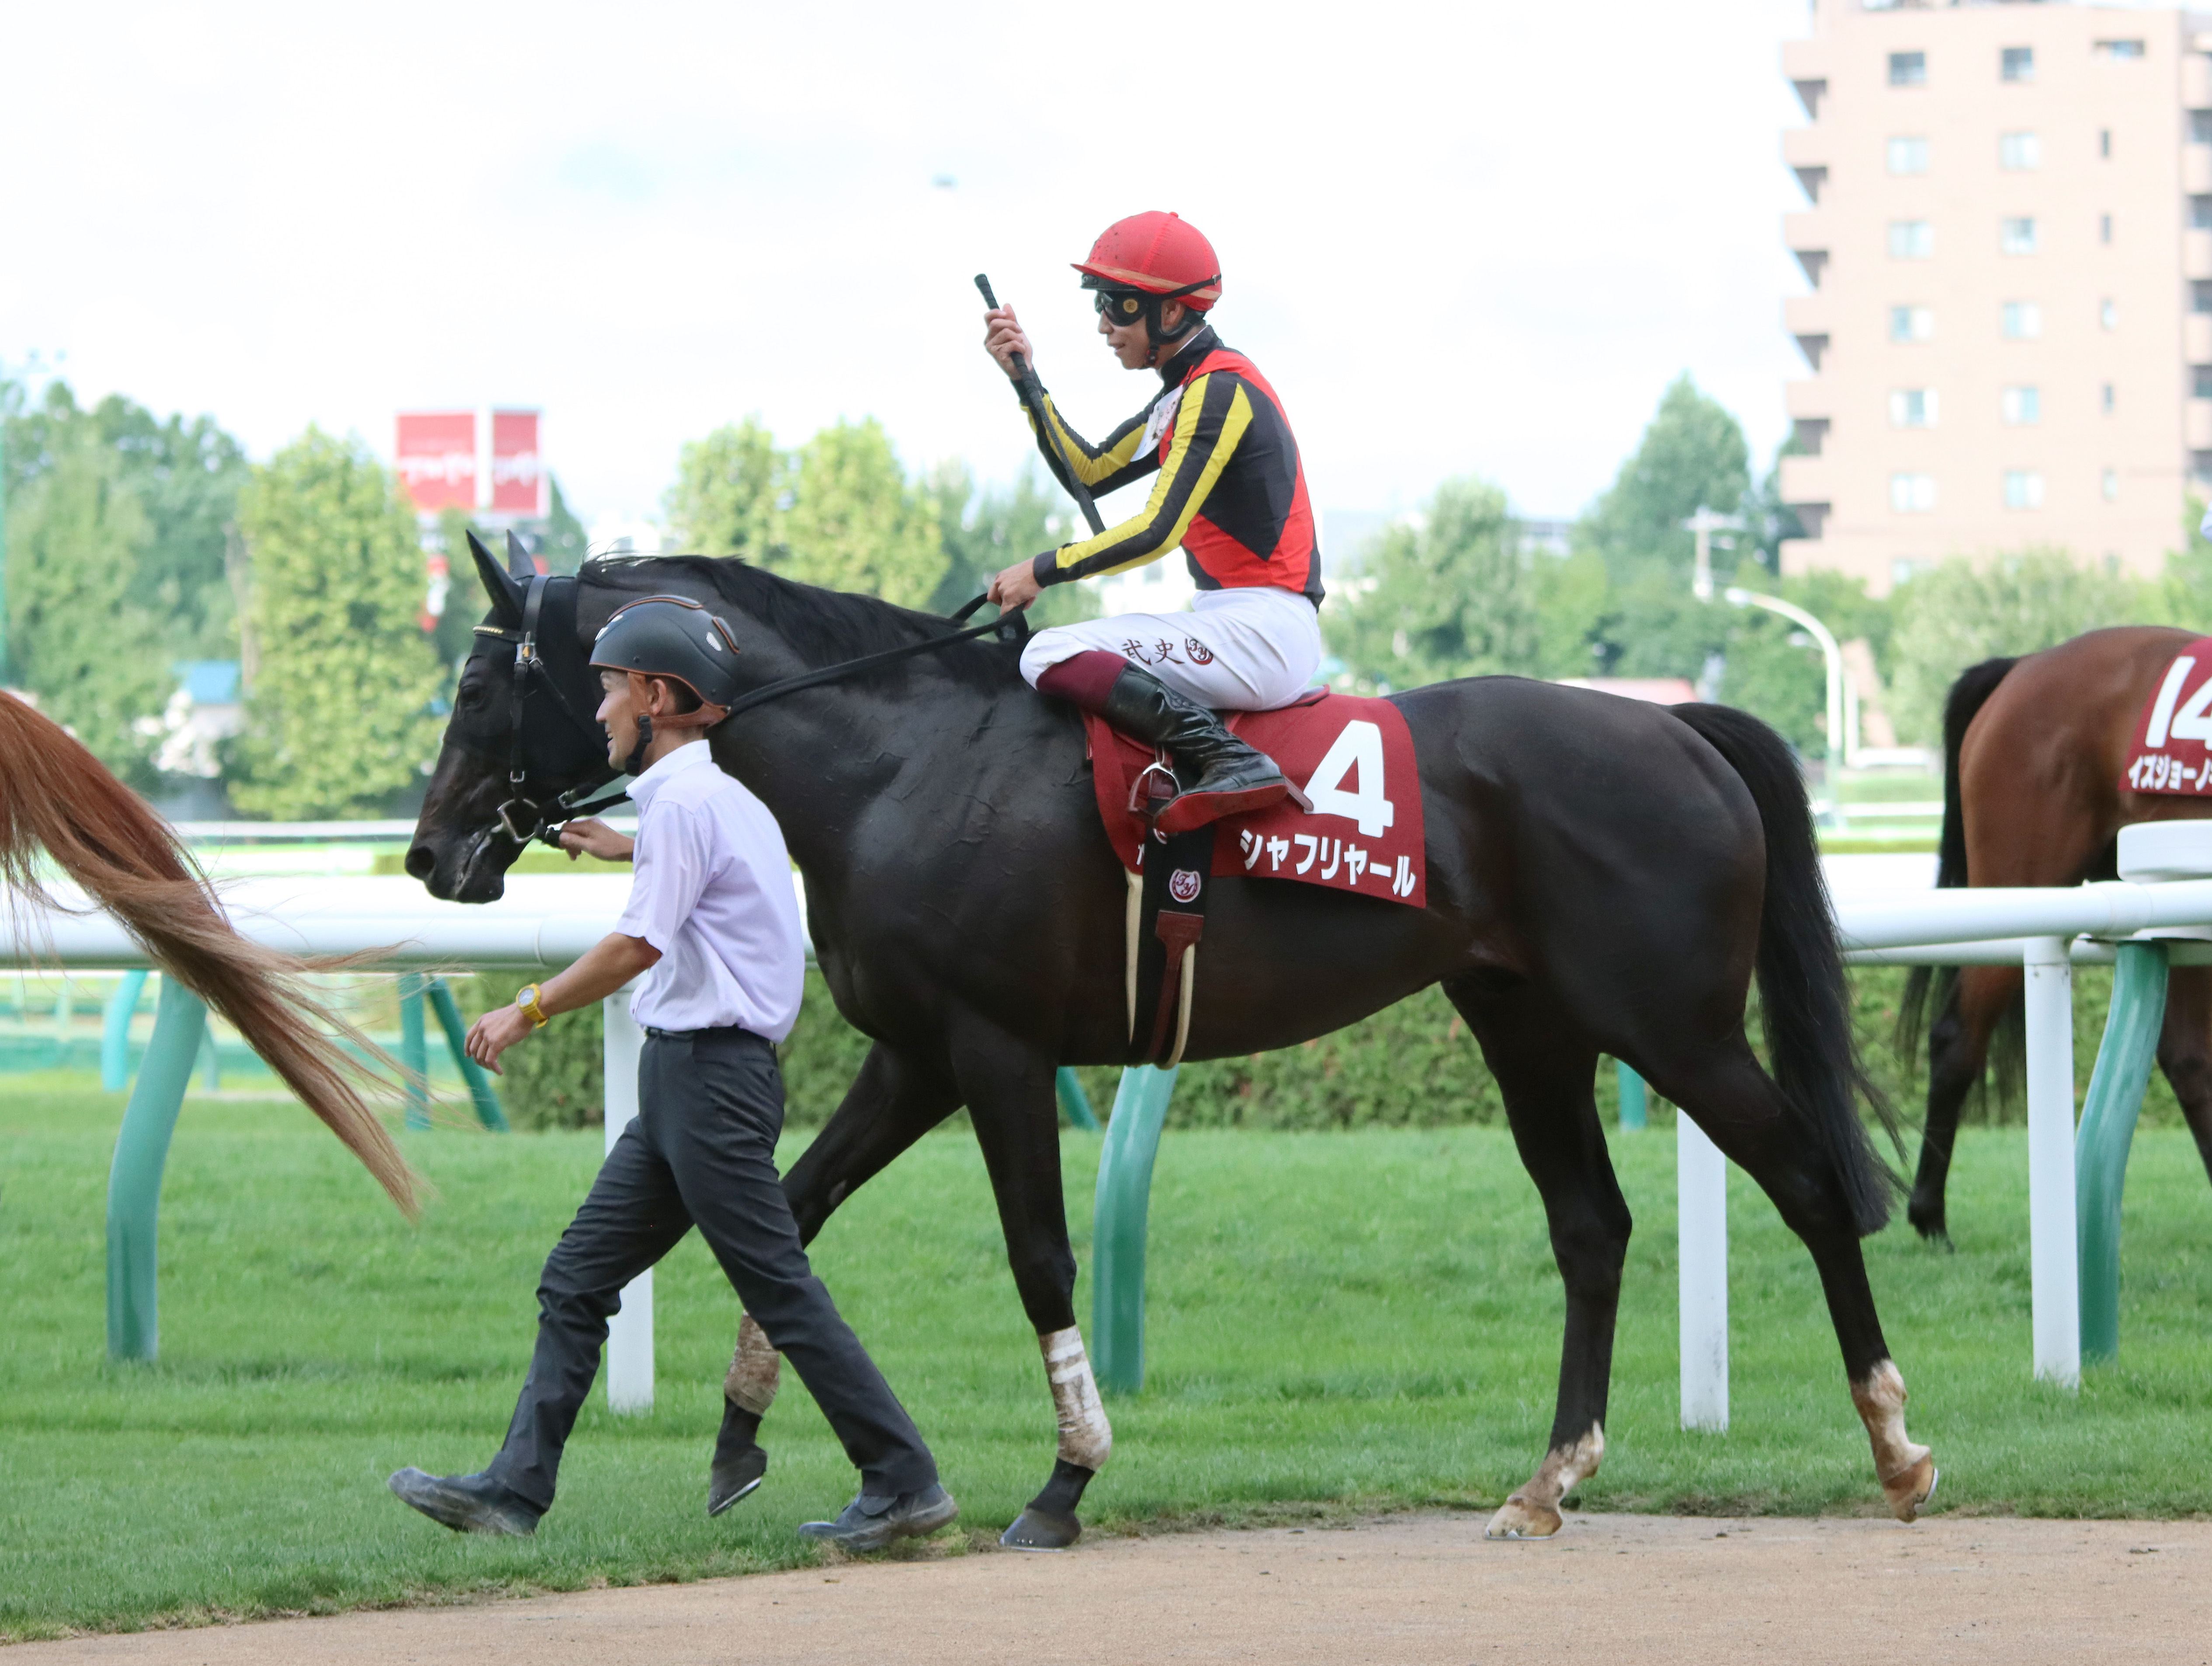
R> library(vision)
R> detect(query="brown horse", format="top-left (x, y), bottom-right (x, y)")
top-left (1904, 625), bottom-right (2212, 1240)
top-left (0, 690), bottom-right (416, 1214)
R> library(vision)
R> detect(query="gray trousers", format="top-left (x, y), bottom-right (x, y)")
top-left (486, 1027), bottom-right (937, 1510)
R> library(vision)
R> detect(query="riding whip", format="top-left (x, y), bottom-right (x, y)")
top-left (975, 274), bottom-right (1106, 537)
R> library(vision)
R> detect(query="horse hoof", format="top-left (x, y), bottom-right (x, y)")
top-left (1483, 1496), bottom-right (1563, 1540)
top-left (1883, 1452), bottom-right (1938, 1523)
top-left (1907, 1199), bottom-right (1949, 1245)
top-left (1000, 1507), bottom-right (1082, 1551)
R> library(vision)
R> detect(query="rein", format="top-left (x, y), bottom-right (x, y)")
top-left (478, 583), bottom-right (1031, 850)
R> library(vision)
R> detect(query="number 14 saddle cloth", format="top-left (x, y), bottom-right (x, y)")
top-left (2123, 638), bottom-right (2212, 795)
top-left (1081, 687), bottom-right (1428, 907)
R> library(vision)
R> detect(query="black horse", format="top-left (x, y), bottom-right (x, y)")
top-left (407, 541), bottom-right (1935, 1547)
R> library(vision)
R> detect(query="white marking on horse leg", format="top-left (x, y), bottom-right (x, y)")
top-left (1484, 1424), bottom-right (1604, 1540)
top-left (723, 1312), bottom-right (780, 1415)
top-left (1040, 1326), bottom-right (1113, 1471)
top-left (1851, 1358), bottom-right (1935, 1522)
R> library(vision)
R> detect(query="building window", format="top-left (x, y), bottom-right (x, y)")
top-left (2101, 128), bottom-right (2112, 159)
top-left (1891, 473), bottom-right (1938, 514)
top-left (1889, 304), bottom-right (1935, 343)
top-left (1890, 220), bottom-right (1935, 259)
top-left (2104, 382), bottom-right (2116, 413)
top-left (2004, 470), bottom-right (2045, 510)
top-left (2001, 217), bottom-right (2039, 255)
top-left (2094, 40), bottom-right (2146, 61)
top-left (2001, 386), bottom-right (2041, 426)
top-left (2196, 111), bottom-right (2212, 145)
top-left (2193, 367), bottom-right (2212, 399)
top-left (1890, 51), bottom-right (1927, 87)
top-left (2101, 214), bottom-right (2113, 245)
top-left (2104, 298), bottom-right (2122, 329)
top-left (1890, 388), bottom-right (1938, 428)
top-left (2001, 46), bottom-right (2034, 83)
top-left (2002, 301), bottom-right (2042, 339)
top-left (1998, 131), bottom-right (2040, 171)
top-left (2103, 469), bottom-right (2121, 502)
top-left (1887, 135), bottom-right (1930, 175)
top-left (2194, 198), bottom-right (2212, 229)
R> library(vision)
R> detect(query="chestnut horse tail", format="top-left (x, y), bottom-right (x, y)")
top-left (0, 692), bottom-right (419, 1216)
top-left (1896, 656), bottom-right (2019, 1069)
top-left (1672, 702), bottom-right (1900, 1236)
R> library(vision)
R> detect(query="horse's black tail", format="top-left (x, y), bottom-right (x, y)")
top-left (1671, 702), bottom-right (1900, 1236)
top-left (1896, 656), bottom-right (2019, 1066)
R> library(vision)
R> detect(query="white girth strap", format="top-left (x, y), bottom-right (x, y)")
top-left (1040, 1326), bottom-right (1113, 1472)
top-left (724, 1312), bottom-right (781, 1416)
top-left (1165, 945), bottom-right (1197, 1069)
top-left (1124, 868), bottom-right (1142, 1042)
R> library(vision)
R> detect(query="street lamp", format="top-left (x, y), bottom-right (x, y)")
top-left (1723, 586), bottom-right (1847, 777)
top-left (1681, 507), bottom-right (1744, 603)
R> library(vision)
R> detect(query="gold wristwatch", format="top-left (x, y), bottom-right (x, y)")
top-left (516, 983), bottom-right (550, 1029)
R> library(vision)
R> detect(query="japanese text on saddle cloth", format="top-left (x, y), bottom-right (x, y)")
top-left (1085, 691), bottom-right (1426, 1067)
top-left (2123, 638), bottom-right (2212, 795)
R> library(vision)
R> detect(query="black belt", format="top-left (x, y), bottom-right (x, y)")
top-left (645, 1023), bottom-right (768, 1044)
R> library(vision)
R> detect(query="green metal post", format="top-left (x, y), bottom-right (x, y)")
top-left (101, 968), bottom-right (148, 1092)
top-left (1616, 1059), bottom-right (1648, 1131)
top-left (425, 976), bottom-right (508, 1131)
top-left (398, 973), bottom-right (430, 1131)
top-left (198, 1024), bottom-right (220, 1093)
top-left (1091, 1065), bottom-right (1178, 1394)
top-left (105, 978), bottom-right (208, 1360)
top-left (2077, 939), bottom-right (2169, 1363)
top-left (1055, 1066), bottom-right (1099, 1131)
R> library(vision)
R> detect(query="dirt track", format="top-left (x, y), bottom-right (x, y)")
top-left (15, 1512), bottom-right (2212, 1665)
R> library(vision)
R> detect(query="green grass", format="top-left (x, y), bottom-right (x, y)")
top-left (3, 1090), bottom-right (2210, 1640)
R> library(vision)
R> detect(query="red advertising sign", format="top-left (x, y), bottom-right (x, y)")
top-left (490, 410), bottom-right (544, 516)
top-left (396, 413), bottom-right (477, 513)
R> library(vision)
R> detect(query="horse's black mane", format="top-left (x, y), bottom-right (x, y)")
top-left (584, 555), bottom-right (1020, 692)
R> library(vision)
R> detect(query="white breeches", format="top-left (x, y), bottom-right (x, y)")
top-left (1020, 584), bottom-right (1323, 712)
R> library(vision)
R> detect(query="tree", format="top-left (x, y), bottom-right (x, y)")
top-left (3, 419), bottom-right (170, 774)
top-left (1888, 549), bottom-right (2154, 744)
top-left (778, 420), bottom-right (947, 607)
top-left (928, 458), bottom-right (1099, 629)
top-left (1324, 477), bottom-right (1539, 691)
top-left (1575, 374), bottom-right (1751, 586)
top-left (227, 430), bottom-right (444, 819)
top-left (541, 476), bottom-right (589, 574)
top-left (666, 417), bottom-right (785, 562)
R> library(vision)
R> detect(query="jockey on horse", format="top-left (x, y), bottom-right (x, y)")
top-left (982, 211), bottom-right (1321, 836)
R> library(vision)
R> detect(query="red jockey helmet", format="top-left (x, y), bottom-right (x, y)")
top-left (1071, 212), bottom-right (1222, 310)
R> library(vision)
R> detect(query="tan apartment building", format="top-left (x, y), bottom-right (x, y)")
top-left (1779, 0), bottom-right (2212, 595)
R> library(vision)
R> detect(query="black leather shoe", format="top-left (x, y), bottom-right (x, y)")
top-left (1098, 663), bottom-right (1301, 835)
top-left (708, 1443), bottom-right (768, 1517)
top-left (387, 1467), bottom-right (540, 1536)
top-left (796, 1483), bottom-right (958, 1551)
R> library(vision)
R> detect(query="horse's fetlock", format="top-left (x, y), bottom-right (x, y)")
top-left (1040, 1326), bottom-right (1112, 1471)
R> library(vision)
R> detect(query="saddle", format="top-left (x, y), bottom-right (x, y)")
top-left (1082, 690), bottom-right (1427, 1068)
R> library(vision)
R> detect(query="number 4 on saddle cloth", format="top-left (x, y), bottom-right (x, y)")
top-left (2124, 638), bottom-right (2212, 795)
top-left (1082, 690), bottom-right (1428, 1067)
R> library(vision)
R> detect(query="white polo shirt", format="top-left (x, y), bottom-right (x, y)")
top-left (613, 740), bottom-right (805, 1041)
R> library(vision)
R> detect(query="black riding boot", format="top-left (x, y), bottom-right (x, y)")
top-left (1099, 663), bottom-right (1302, 835)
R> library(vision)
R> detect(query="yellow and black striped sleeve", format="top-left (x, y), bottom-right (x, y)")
top-left (1032, 372), bottom-right (1253, 587)
top-left (1024, 389), bottom-right (1161, 499)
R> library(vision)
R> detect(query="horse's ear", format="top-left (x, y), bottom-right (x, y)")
top-left (505, 529), bottom-right (536, 580)
top-left (469, 530), bottom-right (526, 627)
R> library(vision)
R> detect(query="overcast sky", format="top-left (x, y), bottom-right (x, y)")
top-left (4, 0), bottom-right (1826, 531)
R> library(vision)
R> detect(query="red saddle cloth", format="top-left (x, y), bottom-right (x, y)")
top-left (1083, 690), bottom-right (1428, 908)
top-left (2123, 638), bottom-right (2212, 795)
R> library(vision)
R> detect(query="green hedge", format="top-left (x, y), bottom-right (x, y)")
top-left (477, 962), bottom-right (2192, 1136)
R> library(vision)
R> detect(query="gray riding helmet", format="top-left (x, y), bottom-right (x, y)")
top-left (589, 596), bottom-right (743, 708)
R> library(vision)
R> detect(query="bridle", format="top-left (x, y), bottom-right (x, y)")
top-left (470, 580), bottom-right (1031, 851)
top-left (472, 573), bottom-right (630, 847)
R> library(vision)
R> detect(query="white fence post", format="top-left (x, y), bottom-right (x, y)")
top-left (1677, 1112), bottom-right (1730, 1431)
top-left (602, 986), bottom-right (653, 1413)
top-left (2022, 935), bottom-right (2080, 1389)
